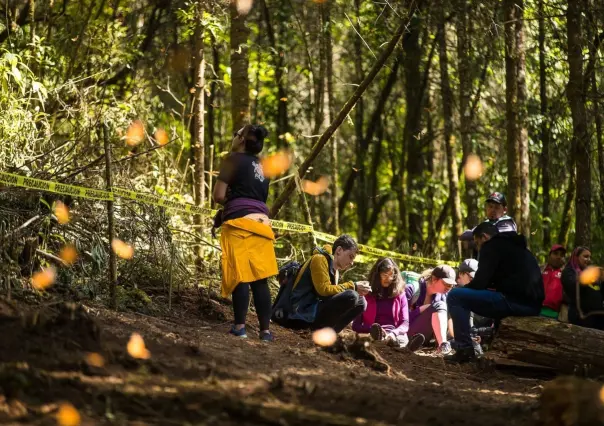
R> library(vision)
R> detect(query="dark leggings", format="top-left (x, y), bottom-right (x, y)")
top-left (232, 278), bottom-right (272, 330)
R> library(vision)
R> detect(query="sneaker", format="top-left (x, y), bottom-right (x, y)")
top-left (259, 331), bottom-right (275, 342)
top-left (407, 333), bottom-right (425, 352)
top-left (229, 325), bottom-right (248, 338)
top-left (438, 341), bottom-right (453, 356)
top-left (370, 323), bottom-right (386, 341)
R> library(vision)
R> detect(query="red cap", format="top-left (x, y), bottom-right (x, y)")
top-left (550, 244), bottom-right (566, 253)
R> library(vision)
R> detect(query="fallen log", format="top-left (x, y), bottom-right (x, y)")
top-left (489, 316), bottom-right (604, 377)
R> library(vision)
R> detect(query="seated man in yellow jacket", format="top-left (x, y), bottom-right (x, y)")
top-left (287, 235), bottom-right (369, 333)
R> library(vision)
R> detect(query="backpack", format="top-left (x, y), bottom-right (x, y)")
top-left (271, 260), bottom-right (303, 325)
top-left (271, 249), bottom-right (331, 325)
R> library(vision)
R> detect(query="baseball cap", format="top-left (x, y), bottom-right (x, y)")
top-left (458, 259), bottom-right (479, 278)
top-left (486, 192), bottom-right (507, 206)
top-left (432, 265), bottom-right (457, 286)
top-left (550, 244), bottom-right (566, 254)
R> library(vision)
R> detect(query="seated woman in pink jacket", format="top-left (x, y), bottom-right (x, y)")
top-left (352, 258), bottom-right (424, 351)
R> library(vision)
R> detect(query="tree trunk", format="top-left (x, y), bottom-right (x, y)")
top-left (490, 316), bottom-right (604, 377)
top-left (567, 0), bottom-right (591, 247)
top-left (102, 124), bottom-right (118, 310)
top-left (516, 0), bottom-right (530, 240)
top-left (457, 0), bottom-right (479, 229)
top-left (193, 20), bottom-right (206, 273)
top-left (208, 33), bottom-right (220, 210)
top-left (260, 0), bottom-right (289, 143)
top-left (504, 0), bottom-right (528, 236)
top-left (558, 163), bottom-right (576, 247)
top-left (438, 4), bottom-right (462, 254)
top-left (539, 0), bottom-right (551, 249)
top-left (230, 3), bottom-right (251, 130)
top-left (403, 13), bottom-right (425, 247)
top-left (353, 0), bottom-right (364, 237)
top-left (596, 73), bottom-right (604, 215)
top-left (270, 18), bottom-right (409, 218)
top-left (325, 0), bottom-right (339, 235)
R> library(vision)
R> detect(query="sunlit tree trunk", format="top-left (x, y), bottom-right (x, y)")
top-left (567, 0), bottom-right (591, 246)
top-left (438, 3), bottom-right (462, 255)
top-left (230, 2), bottom-right (250, 130)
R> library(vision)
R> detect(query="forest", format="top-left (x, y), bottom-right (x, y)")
top-left (1, 0), bottom-right (604, 424)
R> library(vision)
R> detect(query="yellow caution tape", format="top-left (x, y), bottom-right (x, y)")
top-left (0, 171), bottom-right (113, 200)
top-left (113, 187), bottom-right (216, 217)
top-left (0, 171), bottom-right (456, 266)
top-left (270, 220), bottom-right (314, 233)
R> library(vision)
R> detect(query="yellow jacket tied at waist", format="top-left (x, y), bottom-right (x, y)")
top-left (220, 218), bottom-right (278, 297)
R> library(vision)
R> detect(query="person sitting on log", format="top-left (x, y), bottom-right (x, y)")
top-left (213, 124), bottom-right (277, 342)
top-left (459, 192), bottom-right (517, 258)
top-left (561, 246), bottom-right (604, 330)
top-left (352, 258), bottom-right (424, 351)
top-left (447, 259), bottom-right (494, 348)
top-left (541, 244), bottom-right (567, 319)
top-left (446, 222), bottom-right (544, 364)
top-left (405, 266), bottom-right (456, 355)
top-left (286, 234), bottom-right (368, 333)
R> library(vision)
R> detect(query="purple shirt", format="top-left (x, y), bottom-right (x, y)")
top-left (352, 293), bottom-right (409, 337)
top-left (405, 278), bottom-right (447, 323)
top-left (374, 297), bottom-right (396, 327)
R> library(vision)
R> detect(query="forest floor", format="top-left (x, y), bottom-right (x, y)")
top-left (0, 290), bottom-right (546, 426)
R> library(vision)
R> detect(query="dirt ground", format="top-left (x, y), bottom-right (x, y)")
top-left (0, 291), bottom-right (546, 426)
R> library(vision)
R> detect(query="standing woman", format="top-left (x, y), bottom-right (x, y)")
top-left (561, 246), bottom-right (604, 330)
top-left (212, 124), bottom-right (278, 341)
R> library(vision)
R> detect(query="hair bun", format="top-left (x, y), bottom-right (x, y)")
top-left (254, 125), bottom-right (269, 141)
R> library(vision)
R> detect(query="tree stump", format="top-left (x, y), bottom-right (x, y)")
top-left (489, 316), bottom-right (604, 377)
top-left (539, 376), bottom-right (604, 425)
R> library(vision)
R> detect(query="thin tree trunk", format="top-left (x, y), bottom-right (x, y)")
top-left (260, 0), bottom-right (289, 142)
top-left (208, 33), bottom-right (220, 209)
top-left (438, 4), bottom-right (462, 254)
top-left (325, 1), bottom-right (339, 235)
top-left (596, 73), bottom-right (604, 214)
top-left (504, 0), bottom-right (526, 234)
top-left (313, 4), bottom-right (326, 137)
top-left (539, 0), bottom-right (551, 249)
top-left (270, 18), bottom-right (408, 218)
top-left (230, 3), bottom-right (250, 130)
top-left (353, 0), bottom-right (364, 236)
top-left (193, 20), bottom-right (206, 272)
top-left (558, 161), bottom-right (576, 248)
top-left (103, 124), bottom-right (118, 310)
top-left (457, 0), bottom-right (479, 229)
top-left (516, 0), bottom-right (530, 240)
top-left (567, 0), bottom-right (591, 247)
top-left (403, 13), bottom-right (425, 247)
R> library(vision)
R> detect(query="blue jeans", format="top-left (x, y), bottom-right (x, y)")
top-left (448, 288), bottom-right (540, 348)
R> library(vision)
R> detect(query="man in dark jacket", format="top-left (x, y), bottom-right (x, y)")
top-left (446, 222), bottom-right (544, 363)
top-left (459, 192), bottom-right (517, 258)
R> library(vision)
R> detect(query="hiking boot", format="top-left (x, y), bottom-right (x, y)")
top-left (229, 325), bottom-right (248, 338)
top-left (438, 341), bottom-right (453, 356)
top-left (407, 333), bottom-right (425, 352)
top-left (370, 323), bottom-right (386, 341)
top-left (444, 345), bottom-right (482, 364)
top-left (259, 331), bottom-right (275, 342)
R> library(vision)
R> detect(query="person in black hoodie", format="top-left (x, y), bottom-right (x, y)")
top-left (561, 246), bottom-right (604, 330)
top-left (446, 222), bottom-right (544, 363)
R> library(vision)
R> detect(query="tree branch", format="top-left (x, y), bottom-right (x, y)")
top-left (270, 18), bottom-right (409, 218)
